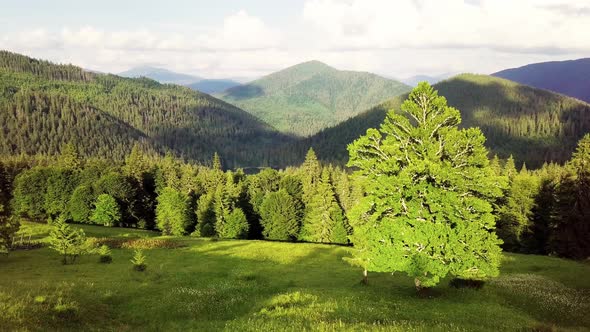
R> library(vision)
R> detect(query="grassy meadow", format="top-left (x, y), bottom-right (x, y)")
top-left (1, 222), bottom-right (589, 331)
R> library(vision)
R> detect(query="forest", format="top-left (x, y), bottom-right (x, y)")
top-left (1, 53), bottom-right (589, 331)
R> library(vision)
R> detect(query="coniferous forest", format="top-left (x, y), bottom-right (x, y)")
top-left (1, 48), bottom-right (590, 331)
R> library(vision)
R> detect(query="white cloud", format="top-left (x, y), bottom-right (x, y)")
top-left (0, 2), bottom-right (588, 79)
top-left (302, 0), bottom-right (590, 52)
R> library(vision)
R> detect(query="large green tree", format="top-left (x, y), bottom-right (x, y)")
top-left (91, 194), bottom-right (121, 227)
top-left (259, 189), bottom-right (300, 241)
top-left (300, 168), bottom-right (348, 244)
top-left (347, 82), bottom-right (505, 289)
top-left (155, 187), bottom-right (192, 235)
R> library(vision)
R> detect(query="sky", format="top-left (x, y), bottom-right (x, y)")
top-left (1, 0), bottom-right (589, 80)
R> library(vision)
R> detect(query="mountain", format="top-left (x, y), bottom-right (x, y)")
top-left (216, 61), bottom-right (412, 137)
top-left (119, 66), bottom-right (202, 85)
top-left (402, 73), bottom-right (454, 87)
top-left (186, 79), bottom-right (240, 94)
top-left (493, 58), bottom-right (590, 103)
top-left (0, 51), bottom-right (292, 168)
top-left (273, 74), bottom-right (590, 168)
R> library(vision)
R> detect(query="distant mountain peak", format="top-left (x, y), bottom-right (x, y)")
top-left (119, 66), bottom-right (202, 85)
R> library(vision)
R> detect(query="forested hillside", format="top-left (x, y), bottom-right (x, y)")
top-left (186, 79), bottom-right (241, 94)
top-left (276, 74), bottom-right (590, 168)
top-left (493, 58), bottom-right (590, 103)
top-left (0, 51), bottom-right (291, 168)
top-left (216, 61), bottom-right (411, 136)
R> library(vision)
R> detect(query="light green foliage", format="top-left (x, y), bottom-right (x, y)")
top-left (214, 171), bottom-right (248, 239)
top-left (97, 245), bottom-right (112, 263)
top-left (221, 208), bottom-right (249, 239)
top-left (48, 216), bottom-right (87, 264)
top-left (91, 194), bottom-right (121, 227)
top-left (122, 143), bottom-right (150, 182)
top-left (155, 187), bottom-right (192, 236)
top-left (57, 143), bottom-right (81, 170)
top-left (300, 148), bottom-right (321, 206)
top-left (259, 189), bottom-right (300, 241)
top-left (497, 168), bottom-right (540, 251)
top-left (130, 249), bottom-right (147, 271)
top-left (0, 213), bottom-right (19, 253)
top-left (347, 82), bottom-right (506, 288)
top-left (300, 169), bottom-right (348, 244)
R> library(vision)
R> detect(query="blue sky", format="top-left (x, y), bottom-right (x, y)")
top-left (1, 0), bottom-right (589, 80)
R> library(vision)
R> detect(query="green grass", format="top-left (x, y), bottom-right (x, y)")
top-left (1, 224), bottom-right (589, 331)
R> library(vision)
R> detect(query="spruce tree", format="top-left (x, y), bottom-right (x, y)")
top-left (347, 82), bottom-right (505, 290)
top-left (155, 187), bottom-right (191, 235)
top-left (300, 168), bottom-right (348, 244)
top-left (300, 148), bottom-right (321, 205)
top-left (259, 189), bottom-right (300, 241)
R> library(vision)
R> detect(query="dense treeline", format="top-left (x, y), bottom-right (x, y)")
top-left (277, 74), bottom-right (590, 169)
top-left (217, 60), bottom-right (411, 137)
top-left (0, 51), bottom-right (292, 168)
top-left (494, 137), bottom-right (590, 259)
top-left (1, 134), bottom-right (588, 259)
top-left (1, 144), bottom-right (355, 247)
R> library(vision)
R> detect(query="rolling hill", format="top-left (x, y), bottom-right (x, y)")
top-left (273, 74), bottom-right (590, 168)
top-left (216, 61), bottom-right (411, 137)
top-left (0, 51), bottom-right (292, 168)
top-left (493, 58), bottom-right (590, 103)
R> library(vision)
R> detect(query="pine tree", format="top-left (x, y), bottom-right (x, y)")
top-left (347, 82), bottom-right (505, 290)
top-left (300, 168), bottom-right (348, 243)
top-left (123, 143), bottom-right (149, 182)
top-left (57, 143), bottom-right (81, 170)
top-left (48, 216), bottom-right (87, 264)
top-left (504, 155), bottom-right (517, 180)
top-left (259, 189), bottom-right (300, 241)
top-left (300, 148), bottom-right (321, 205)
top-left (155, 187), bottom-right (192, 235)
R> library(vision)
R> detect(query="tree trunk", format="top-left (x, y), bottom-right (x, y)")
top-left (361, 269), bottom-right (368, 285)
top-left (414, 277), bottom-right (422, 291)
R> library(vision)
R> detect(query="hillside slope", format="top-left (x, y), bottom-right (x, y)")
top-left (0, 51), bottom-right (291, 167)
top-left (187, 79), bottom-right (240, 94)
top-left (275, 74), bottom-right (590, 168)
top-left (216, 61), bottom-right (411, 136)
top-left (493, 58), bottom-right (590, 103)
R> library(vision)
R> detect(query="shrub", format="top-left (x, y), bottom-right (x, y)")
top-left (131, 249), bottom-right (146, 271)
top-left (86, 237), bottom-right (184, 249)
top-left (97, 245), bottom-right (112, 263)
top-left (48, 216), bottom-right (87, 264)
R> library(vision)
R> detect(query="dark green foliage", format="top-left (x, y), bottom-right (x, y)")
top-left (48, 216), bottom-right (87, 264)
top-left (195, 192), bottom-right (216, 237)
top-left (11, 167), bottom-right (51, 220)
top-left (0, 51), bottom-right (292, 168)
top-left (217, 61), bottom-right (411, 136)
top-left (259, 189), bottom-right (300, 241)
top-left (68, 185), bottom-right (96, 223)
top-left (91, 194), bottom-right (121, 227)
top-left (347, 83), bottom-right (505, 288)
top-left (155, 187), bottom-right (192, 236)
top-left (279, 74), bottom-right (590, 169)
top-left (550, 134), bottom-right (590, 259)
top-left (44, 169), bottom-right (77, 219)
